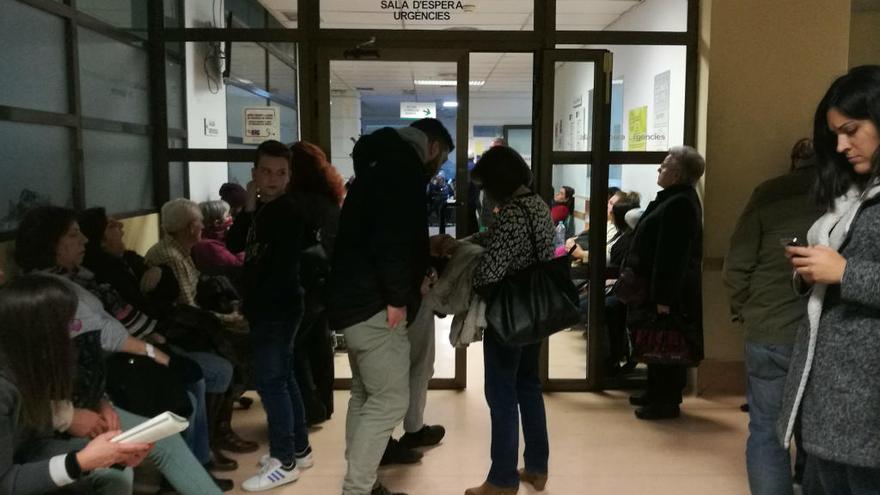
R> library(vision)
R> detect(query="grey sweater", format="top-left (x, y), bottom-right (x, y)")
top-left (0, 373), bottom-right (80, 494)
top-left (778, 196), bottom-right (880, 468)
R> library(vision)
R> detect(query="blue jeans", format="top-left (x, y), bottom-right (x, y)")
top-left (250, 317), bottom-right (310, 464)
top-left (174, 349), bottom-right (233, 394)
top-left (814, 457), bottom-right (880, 494)
top-left (482, 329), bottom-right (549, 488)
top-left (746, 342), bottom-right (794, 495)
top-left (183, 379), bottom-right (210, 464)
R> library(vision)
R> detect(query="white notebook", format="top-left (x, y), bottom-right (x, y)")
top-left (111, 411), bottom-right (189, 444)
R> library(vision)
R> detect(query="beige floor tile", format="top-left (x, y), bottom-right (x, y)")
top-left (217, 358), bottom-right (750, 495)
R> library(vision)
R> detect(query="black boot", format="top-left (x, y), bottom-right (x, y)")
top-left (380, 438), bottom-right (423, 466)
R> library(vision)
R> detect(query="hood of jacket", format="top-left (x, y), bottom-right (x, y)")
top-left (351, 126), bottom-right (429, 177)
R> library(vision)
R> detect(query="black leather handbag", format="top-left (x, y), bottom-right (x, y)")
top-left (485, 200), bottom-right (581, 346)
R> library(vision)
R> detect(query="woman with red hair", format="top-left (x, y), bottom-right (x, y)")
top-left (289, 141), bottom-right (345, 425)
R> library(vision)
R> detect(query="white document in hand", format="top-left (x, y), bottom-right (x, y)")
top-left (111, 411), bottom-right (189, 444)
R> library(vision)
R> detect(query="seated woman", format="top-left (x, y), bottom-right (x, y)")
top-left (14, 207), bottom-right (224, 494)
top-left (145, 199), bottom-right (257, 456)
top-left (0, 274), bottom-right (152, 495)
top-left (192, 200), bottom-right (244, 279)
top-left (78, 207), bottom-right (247, 474)
top-left (550, 186), bottom-right (576, 238)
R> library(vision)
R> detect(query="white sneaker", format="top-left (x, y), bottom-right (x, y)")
top-left (258, 448), bottom-right (314, 470)
top-left (241, 457), bottom-right (300, 492)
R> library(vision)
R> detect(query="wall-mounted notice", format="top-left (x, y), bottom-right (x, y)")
top-left (628, 106), bottom-right (648, 151)
top-left (243, 107), bottom-right (279, 144)
top-left (380, 1), bottom-right (468, 22)
top-left (652, 70), bottom-right (670, 151)
top-left (400, 101), bottom-right (436, 119)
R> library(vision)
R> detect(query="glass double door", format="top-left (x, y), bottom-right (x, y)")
top-left (317, 47), bottom-right (613, 391)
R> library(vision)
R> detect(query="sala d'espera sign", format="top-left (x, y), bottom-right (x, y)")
top-left (380, 1), bottom-right (467, 21)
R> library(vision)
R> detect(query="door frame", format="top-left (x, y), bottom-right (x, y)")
top-left (316, 46), bottom-right (470, 390)
top-left (536, 49), bottom-right (613, 391)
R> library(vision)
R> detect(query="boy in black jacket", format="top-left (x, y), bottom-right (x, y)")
top-left (227, 140), bottom-right (312, 492)
top-left (328, 119), bottom-right (453, 495)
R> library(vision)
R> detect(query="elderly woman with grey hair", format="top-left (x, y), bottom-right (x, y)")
top-left (192, 200), bottom-right (244, 278)
top-left (623, 145), bottom-right (705, 420)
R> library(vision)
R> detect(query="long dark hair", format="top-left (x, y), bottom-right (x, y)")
top-left (561, 186), bottom-right (575, 213)
top-left (0, 275), bottom-right (77, 430)
top-left (14, 206), bottom-right (78, 272)
top-left (289, 141), bottom-right (346, 207)
top-left (813, 65), bottom-right (880, 209)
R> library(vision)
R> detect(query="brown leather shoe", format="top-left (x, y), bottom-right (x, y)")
top-left (464, 481), bottom-right (518, 495)
top-left (518, 469), bottom-right (548, 491)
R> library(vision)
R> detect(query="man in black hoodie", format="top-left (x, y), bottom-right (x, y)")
top-left (328, 119), bottom-right (453, 495)
top-left (227, 140), bottom-right (313, 492)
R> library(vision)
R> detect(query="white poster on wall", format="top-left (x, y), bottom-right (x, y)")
top-left (243, 107), bottom-right (280, 144)
top-left (651, 70), bottom-right (670, 151)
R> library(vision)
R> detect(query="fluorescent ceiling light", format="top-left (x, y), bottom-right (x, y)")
top-left (414, 80), bottom-right (485, 87)
top-left (442, 101), bottom-right (459, 108)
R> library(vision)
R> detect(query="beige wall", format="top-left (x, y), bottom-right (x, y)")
top-left (0, 213), bottom-right (159, 282)
top-left (698, 0), bottom-right (851, 368)
top-left (849, 10), bottom-right (880, 67)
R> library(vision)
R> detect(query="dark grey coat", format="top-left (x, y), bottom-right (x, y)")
top-left (778, 196), bottom-right (880, 468)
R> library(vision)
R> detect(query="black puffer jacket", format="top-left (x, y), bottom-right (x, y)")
top-left (327, 127), bottom-right (430, 330)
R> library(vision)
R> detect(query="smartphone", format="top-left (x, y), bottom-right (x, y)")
top-left (779, 237), bottom-right (805, 248)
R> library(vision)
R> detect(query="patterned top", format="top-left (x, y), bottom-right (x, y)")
top-left (144, 236), bottom-right (200, 307)
top-left (473, 191), bottom-right (555, 288)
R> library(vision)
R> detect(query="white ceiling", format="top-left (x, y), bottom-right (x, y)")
top-left (329, 53), bottom-right (534, 101)
top-left (258, 0), bottom-right (642, 30)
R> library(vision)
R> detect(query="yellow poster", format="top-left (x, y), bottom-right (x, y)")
top-left (628, 106), bottom-right (648, 151)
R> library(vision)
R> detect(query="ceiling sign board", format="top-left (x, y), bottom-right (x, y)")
top-left (380, 1), bottom-right (468, 22)
top-left (400, 102), bottom-right (437, 119)
top-left (243, 107), bottom-right (280, 144)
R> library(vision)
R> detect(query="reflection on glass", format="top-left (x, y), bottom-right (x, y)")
top-left (548, 164), bottom-right (591, 380)
top-left (556, 0), bottom-right (687, 32)
top-left (560, 44), bottom-right (688, 150)
top-left (76, 0), bottom-right (148, 36)
top-left (0, 122), bottom-right (74, 233)
top-left (0, 0), bottom-right (69, 114)
top-left (78, 28), bottom-right (149, 125)
top-left (83, 130), bottom-right (153, 213)
top-left (553, 61), bottom-right (595, 152)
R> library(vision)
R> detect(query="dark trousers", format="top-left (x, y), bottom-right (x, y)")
top-left (294, 301), bottom-right (335, 424)
top-left (646, 363), bottom-right (687, 405)
top-left (482, 330), bottom-right (549, 488)
top-left (250, 316), bottom-right (310, 464)
top-left (814, 457), bottom-right (880, 495)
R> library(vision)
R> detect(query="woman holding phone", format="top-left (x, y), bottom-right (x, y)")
top-left (780, 65), bottom-right (880, 492)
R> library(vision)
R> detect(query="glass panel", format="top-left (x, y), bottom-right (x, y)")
top-left (321, 0), bottom-right (533, 30)
top-left (611, 164), bottom-right (662, 211)
top-left (228, 42), bottom-right (268, 89)
top-left (83, 131), bottom-right (153, 213)
top-left (163, 0), bottom-right (182, 28)
top-left (76, 0), bottom-right (148, 37)
top-left (561, 45), bottom-right (688, 150)
top-left (0, 122), bottom-right (74, 232)
top-left (78, 28), bottom-right (150, 125)
top-left (548, 163), bottom-right (591, 380)
top-left (470, 53), bottom-right (534, 165)
top-left (169, 161), bottom-right (187, 199)
top-left (0, 0), bottom-right (69, 113)
top-left (557, 0), bottom-right (687, 32)
top-left (329, 58), bottom-right (459, 379)
top-left (552, 61), bottom-right (595, 152)
top-left (505, 127), bottom-right (532, 159)
top-left (167, 56), bottom-right (185, 130)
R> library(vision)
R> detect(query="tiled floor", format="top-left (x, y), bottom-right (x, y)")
top-left (221, 342), bottom-right (750, 495)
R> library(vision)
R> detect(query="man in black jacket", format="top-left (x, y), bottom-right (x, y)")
top-left (328, 118), bottom-right (453, 495)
